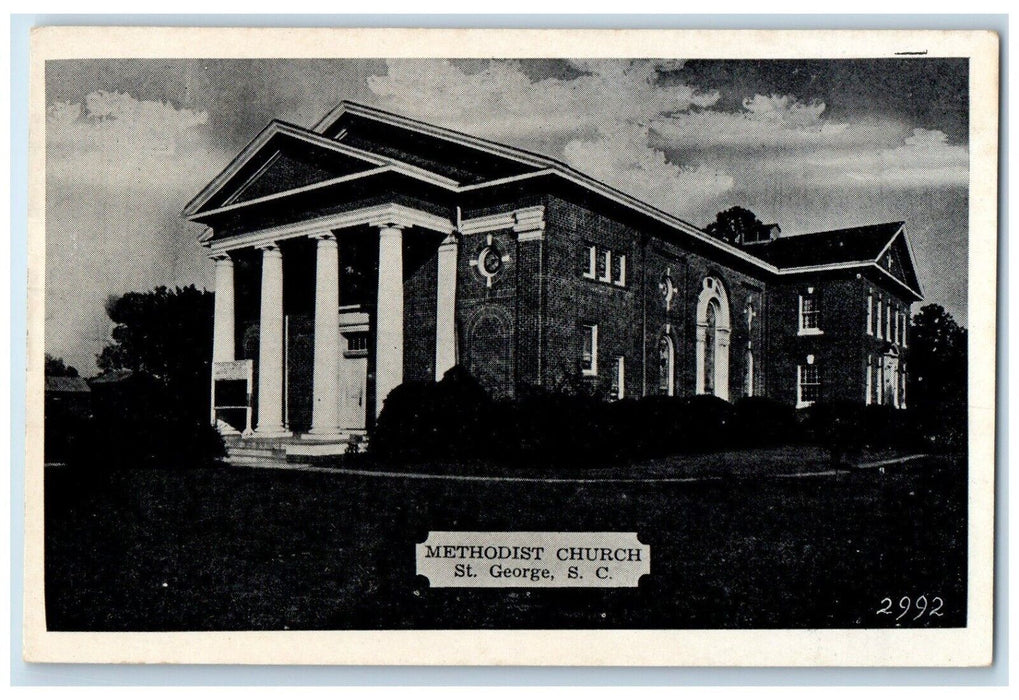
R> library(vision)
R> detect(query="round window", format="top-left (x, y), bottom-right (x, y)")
top-left (480, 246), bottom-right (503, 276)
top-left (476, 244), bottom-right (506, 287)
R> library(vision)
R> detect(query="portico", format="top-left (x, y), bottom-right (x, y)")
top-left (206, 202), bottom-right (456, 452)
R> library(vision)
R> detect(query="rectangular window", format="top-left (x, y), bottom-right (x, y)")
top-left (614, 254), bottom-right (627, 287)
top-left (799, 292), bottom-right (821, 334)
top-left (611, 356), bottom-right (625, 400)
top-left (867, 294), bottom-right (874, 335)
top-left (344, 332), bottom-right (369, 357)
top-left (581, 324), bottom-right (598, 376)
top-left (865, 355), bottom-right (873, 405)
top-left (876, 298), bottom-right (883, 339)
top-left (903, 315), bottom-right (908, 347)
top-left (885, 301), bottom-right (892, 339)
top-left (600, 250), bottom-right (613, 283)
top-left (797, 363), bottom-right (821, 408)
top-left (583, 245), bottom-right (597, 279)
top-left (893, 308), bottom-right (900, 345)
top-left (877, 363), bottom-right (884, 405)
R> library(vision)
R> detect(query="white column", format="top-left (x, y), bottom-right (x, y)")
top-left (255, 243), bottom-right (289, 437)
top-left (210, 253), bottom-right (235, 425)
top-left (309, 232), bottom-right (342, 437)
top-left (434, 232), bottom-right (459, 380)
top-left (375, 225), bottom-right (404, 415)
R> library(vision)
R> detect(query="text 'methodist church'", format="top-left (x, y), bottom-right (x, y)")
top-left (184, 101), bottom-right (924, 455)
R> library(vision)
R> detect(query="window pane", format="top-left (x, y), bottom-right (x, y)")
top-left (799, 364), bottom-right (821, 404)
top-left (581, 325), bottom-right (597, 374)
top-left (801, 295), bottom-right (820, 329)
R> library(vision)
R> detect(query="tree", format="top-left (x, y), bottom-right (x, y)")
top-left (705, 206), bottom-right (770, 246)
top-left (96, 285), bottom-right (214, 421)
top-left (908, 304), bottom-right (967, 407)
top-left (908, 304), bottom-right (968, 449)
top-left (45, 354), bottom-right (79, 377)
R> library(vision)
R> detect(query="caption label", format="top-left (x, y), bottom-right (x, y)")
top-left (416, 531), bottom-right (650, 588)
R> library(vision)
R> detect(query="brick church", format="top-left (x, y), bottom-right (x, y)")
top-left (184, 101), bottom-right (924, 455)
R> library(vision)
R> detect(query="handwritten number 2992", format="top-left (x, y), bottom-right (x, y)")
top-left (876, 595), bottom-right (944, 620)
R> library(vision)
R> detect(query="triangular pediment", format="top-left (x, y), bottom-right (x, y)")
top-left (877, 229), bottom-right (924, 299)
top-left (183, 122), bottom-right (388, 217)
top-left (225, 143), bottom-right (375, 206)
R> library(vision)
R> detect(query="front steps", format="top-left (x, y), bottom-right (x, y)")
top-left (221, 432), bottom-right (365, 466)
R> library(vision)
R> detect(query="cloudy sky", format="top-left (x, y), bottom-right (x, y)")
top-left (46, 58), bottom-right (969, 374)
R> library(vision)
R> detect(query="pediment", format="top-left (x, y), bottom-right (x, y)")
top-left (877, 231), bottom-right (923, 299)
top-left (183, 122), bottom-right (386, 217)
top-left (224, 143), bottom-right (375, 206)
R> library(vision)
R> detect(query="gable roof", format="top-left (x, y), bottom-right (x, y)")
top-left (747, 221), bottom-right (923, 300)
top-left (748, 222), bottom-right (905, 268)
top-left (186, 101), bottom-right (923, 300)
top-left (182, 120), bottom-right (459, 218)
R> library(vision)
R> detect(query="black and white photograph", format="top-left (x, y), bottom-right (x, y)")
top-left (24, 27), bottom-right (998, 666)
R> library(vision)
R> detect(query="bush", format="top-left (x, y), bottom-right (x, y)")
top-left (67, 372), bottom-right (225, 470)
top-left (370, 366), bottom-right (493, 462)
top-left (371, 371), bottom-right (949, 468)
top-left (731, 397), bottom-right (797, 447)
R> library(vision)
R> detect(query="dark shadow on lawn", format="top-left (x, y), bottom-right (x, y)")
top-left (44, 455), bottom-right (967, 631)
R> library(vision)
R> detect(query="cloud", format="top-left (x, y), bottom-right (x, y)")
top-left (563, 123), bottom-right (734, 214)
top-left (369, 59), bottom-right (732, 215)
top-left (743, 125), bottom-right (969, 189)
top-left (649, 95), bottom-right (967, 191)
top-left (368, 62), bottom-right (967, 219)
top-left (46, 91), bottom-right (226, 372)
top-left (368, 59), bottom-right (720, 144)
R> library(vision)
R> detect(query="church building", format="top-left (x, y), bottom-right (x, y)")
top-left (184, 101), bottom-right (924, 455)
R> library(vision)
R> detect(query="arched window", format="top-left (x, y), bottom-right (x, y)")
top-left (704, 300), bottom-right (718, 395)
top-left (658, 334), bottom-right (675, 396)
top-left (466, 310), bottom-right (513, 400)
top-left (744, 347), bottom-right (754, 397)
top-left (696, 277), bottom-right (731, 400)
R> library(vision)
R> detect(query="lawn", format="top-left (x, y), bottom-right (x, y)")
top-left (44, 454), bottom-right (967, 631)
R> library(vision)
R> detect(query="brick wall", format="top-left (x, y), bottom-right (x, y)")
top-left (402, 233), bottom-right (439, 383)
top-left (766, 272), bottom-right (913, 407)
top-left (542, 195), bottom-right (768, 401)
top-left (455, 224), bottom-right (519, 399)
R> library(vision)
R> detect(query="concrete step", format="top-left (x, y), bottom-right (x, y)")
top-left (222, 432), bottom-right (368, 466)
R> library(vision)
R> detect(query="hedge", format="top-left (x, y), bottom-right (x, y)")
top-left (371, 369), bottom-right (956, 467)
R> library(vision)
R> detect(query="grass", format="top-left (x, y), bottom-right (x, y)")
top-left (44, 454), bottom-right (967, 631)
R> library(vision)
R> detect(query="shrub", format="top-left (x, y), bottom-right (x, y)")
top-left (731, 396), bottom-right (797, 447)
top-left (680, 394), bottom-right (736, 451)
top-left (67, 372), bottom-right (225, 470)
top-left (370, 365), bottom-right (493, 463)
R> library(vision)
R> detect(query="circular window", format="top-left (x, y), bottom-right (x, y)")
top-left (475, 244), bottom-right (506, 287)
top-left (480, 246), bottom-right (503, 275)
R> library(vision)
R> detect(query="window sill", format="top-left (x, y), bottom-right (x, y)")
top-left (581, 370), bottom-right (598, 378)
top-left (798, 328), bottom-right (824, 337)
top-left (582, 276), bottom-right (627, 289)
top-left (796, 400), bottom-right (816, 409)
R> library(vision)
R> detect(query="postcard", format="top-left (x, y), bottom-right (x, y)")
top-left (24, 26), bottom-right (998, 666)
